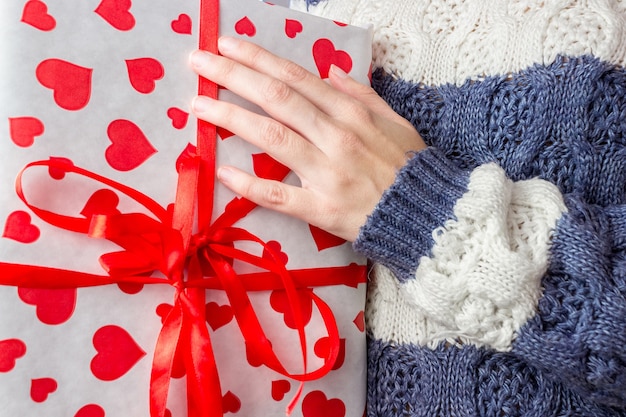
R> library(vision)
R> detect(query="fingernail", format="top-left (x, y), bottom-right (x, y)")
top-left (330, 64), bottom-right (348, 78)
top-left (192, 96), bottom-right (211, 113)
top-left (217, 166), bottom-right (234, 184)
top-left (189, 50), bottom-right (212, 69)
top-left (218, 36), bottom-right (238, 52)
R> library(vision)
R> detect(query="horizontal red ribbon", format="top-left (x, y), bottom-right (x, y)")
top-left (6, 150), bottom-right (366, 417)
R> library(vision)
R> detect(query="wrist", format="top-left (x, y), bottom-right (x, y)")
top-left (354, 147), bottom-right (470, 281)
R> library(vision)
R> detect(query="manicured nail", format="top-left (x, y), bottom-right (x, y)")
top-left (190, 50), bottom-right (212, 69)
top-left (217, 166), bottom-right (234, 184)
top-left (330, 64), bottom-right (348, 78)
top-left (218, 36), bottom-right (239, 52)
top-left (192, 96), bottom-right (212, 113)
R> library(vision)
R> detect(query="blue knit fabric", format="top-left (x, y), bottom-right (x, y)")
top-left (514, 197), bottom-right (626, 407)
top-left (370, 55), bottom-right (626, 205)
top-left (356, 54), bottom-right (626, 415)
top-left (355, 147), bottom-right (469, 283)
top-left (367, 338), bottom-right (624, 417)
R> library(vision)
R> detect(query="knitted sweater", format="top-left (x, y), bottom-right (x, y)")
top-left (292, 1), bottom-right (626, 416)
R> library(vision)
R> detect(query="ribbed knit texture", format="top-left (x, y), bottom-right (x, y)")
top-left (293, 0), bottom-right (626, 415)
top-left (354, 147), bottom-right (469, 283)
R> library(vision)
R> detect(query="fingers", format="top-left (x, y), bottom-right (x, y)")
top-left (190, 48), bottom-right (329, 142)
top-left (328, 65), bottom-right (416, 131)
top-left (216, 36), bottom-right (343, 116)
top-left (202, 37), bottom-right (370, 133)
top-left (191, 95), bottom-right (325, 179)
top-left (217, 165), bottom-right (318, 226)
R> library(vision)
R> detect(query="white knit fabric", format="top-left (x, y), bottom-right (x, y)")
top-left (291, 0), bottom-right (626, 86)
top-left (365, 164), bottom-right (568, 351)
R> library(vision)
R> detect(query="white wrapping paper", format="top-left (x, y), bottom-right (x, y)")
top-left (0, 1), bottom-right (372, 416)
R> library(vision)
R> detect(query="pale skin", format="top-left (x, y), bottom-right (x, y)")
top-left (190, 36), bottom-right (426, 242)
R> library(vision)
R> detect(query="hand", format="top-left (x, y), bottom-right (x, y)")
top-left (190, 36), bottom-right (426, 242)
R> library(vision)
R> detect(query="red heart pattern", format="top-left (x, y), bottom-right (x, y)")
top-left (262, 240), bottom-right (288, 266)
top-left (271, 379), bottom-right (291, 401)
top-left (30, 377), bottom-right (58, 402)
top-left (167, 107), bottom-right (189, 129)
top-left (205, 302), bottom-right (234, 331)
top-left (252, 153), bottom-right (290, 181)
top-left (8, 117), bottom-right (44, 147)
top-left (222, 391), bottom-right (241, 414)
top-left (245, 339), bottom-right (272, 368)
top-left (105, 119), bottom-right (157, 171)
top-left (235, 16), bottom-right (256, 37)
top-left (3, 5), bottom-right (364, 415)
top-left (117, 282), bottom-right (144, 294)
top-left (0, 339), bottom-right (27, 372)
top-left (270, 289), bottom-right (313, 329)
top-left (21, 0), bottom-right (56, 31)
top-left (314, 337), bottom-right (346, 370)
top-left (95, 0), bottom-right (135, 31)
top-left (48, 156), bottom-right (74, 180)
top-left (353, 310), bottom-right (365, 332)
top-left (3, 211), bottom-right (40, 244)
top-left (309, 224), bottom-right (347, 251)
top-left (74, 404), bottom-right (105, 417)
top-left (90, 325), bottom-right (146, 381)
top-left (80, 189), bottom-right (121, 219)
top-left (156, 303), bottom-right (173, 324)
top-left (18, 287), bottom-right (77, 325)
top-left (302, 391), bottom-right (346, 417)
top-left (217, 126), bottom-right (235, 140)
top-left (126, 58), bottom-right (164, 94)
top-left (285, 19), bottom-right (303, 39)
top-left (171, 14), bottom-right (192, 34)
top-left (312, 38), bottom-right (353, 79)
top-left (176, 143), bottom-right (197, 173)
top-left (36, 59), bottom-right (93, 111)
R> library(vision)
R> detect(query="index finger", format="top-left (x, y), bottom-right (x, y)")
top-left (216, 36), bottom-right (347, 117)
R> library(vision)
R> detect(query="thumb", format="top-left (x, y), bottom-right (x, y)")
top-left (328, 64), bottom-right (415, 130)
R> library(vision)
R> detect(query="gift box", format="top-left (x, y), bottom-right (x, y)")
top-left (0, 1), bottom-right (372, 416)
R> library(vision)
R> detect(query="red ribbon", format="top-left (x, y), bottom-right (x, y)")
top-left (0, 1), bottom-right (367, 417)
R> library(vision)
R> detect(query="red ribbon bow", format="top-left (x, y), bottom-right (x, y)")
top-left (0, 1), bottom-right (366, 417)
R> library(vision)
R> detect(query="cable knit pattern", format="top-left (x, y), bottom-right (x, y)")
top-left (513, 198), bottom-right (626, 407)
top-left (293, 0), bottom-right (626, 85)
top-left (367, 339), bottom-right (623, 417)
top-left (363, 54), bottom-right (626, 412)
top-left (364, 164), bottom-right (567, 351)
top-left (371, 55), bottom-right (626, 206)
top-left (293, 0), bottom-right (626, 414)
top-left (404, 164), bottom-right (566, 350)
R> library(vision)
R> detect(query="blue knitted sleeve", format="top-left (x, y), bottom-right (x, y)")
top-left (514, 197), bottom-right (626, 407)
top-left (355, 145), bottom-right (626, 410)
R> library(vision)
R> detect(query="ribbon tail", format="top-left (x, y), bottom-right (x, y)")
top-left (182, 258), bottom-right (223, 417)
top-left (185, 303), bottom-right (223, 417)
top-left (150, 299), bottom-right (184, 417)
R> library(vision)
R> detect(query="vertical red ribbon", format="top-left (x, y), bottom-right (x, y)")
top-left (149, 1), bottom-right (222, 416)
